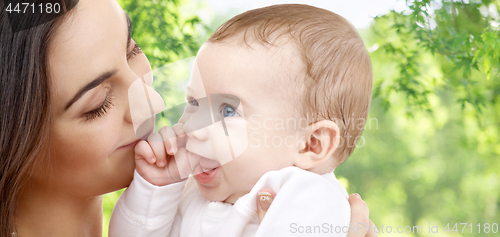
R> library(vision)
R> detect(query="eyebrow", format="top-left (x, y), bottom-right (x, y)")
top-left (64, 70), bottom-right (118, 111)
top-left (211, 94), bottom-right (241, 106)
top-left (64, 13), bottom-right (131, 111)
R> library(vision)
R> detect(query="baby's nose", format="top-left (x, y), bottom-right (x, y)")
top-left (184, 121), bottom-right (209, 141)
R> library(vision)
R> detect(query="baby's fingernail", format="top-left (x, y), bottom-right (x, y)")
top-left (151, 156), bottom-right (156, 163)
top-left (172, 147), bottom-right (178, 154)
top-left (157, 161), bottom-right (165, 167)
top-left (258, 191), bottom-right (273, 211)
top-left (354, 193), bottom-right (361, 199)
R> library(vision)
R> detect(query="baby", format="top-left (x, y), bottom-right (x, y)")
top-left (110, 4), bottom-right (372, 237)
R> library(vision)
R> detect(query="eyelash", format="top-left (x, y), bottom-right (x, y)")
top-left (82, 41), bottom-right (138, 121)
top-left (127, 42), bottom-right (142, 60)
top-left (84, 92), bottom-right (114, 121)
top-left (220, 103), bottom-right (239, 117)
top-left (185, 97), bottom-right (239, 117)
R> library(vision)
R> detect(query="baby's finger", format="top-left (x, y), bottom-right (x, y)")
top-left (173, 123), bottom-right (188, 148)
top-left (159, 126), bottom-right (177, 155)
top-left (134, 140), bottom-right (156, 164)
top-left (172, 123), bottom-right (186, 137)
top-left (257, 188), bottom-right (275, 224)
top-left (174, 147), bottom-right (191, 179)
top-left (147, 132), bottom-right (167, 167)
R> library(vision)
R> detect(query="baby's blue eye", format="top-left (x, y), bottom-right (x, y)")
top-left (190, 99), bottom-right (199, 106)
top-left (222, 105), bottom-right (237, 117)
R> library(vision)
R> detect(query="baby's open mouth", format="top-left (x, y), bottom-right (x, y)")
top-left (187, 150), bottom-right (221, 175)
top-left (193, 158), bottom-right (221, 176)
top-left (194, 165), bottom-right (221, 184)
top-left (194, 164), bottom-right (219, 175)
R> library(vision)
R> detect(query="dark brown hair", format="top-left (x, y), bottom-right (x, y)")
top-left (0, 1), bottom-right (77, 235)
top-left (209, 4), bottom-right (373, 163)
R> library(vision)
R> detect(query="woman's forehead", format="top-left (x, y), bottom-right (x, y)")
top-left (49, 0), bottom-right (126, 64)
top-left (47, 0), bottom-right (128, 111)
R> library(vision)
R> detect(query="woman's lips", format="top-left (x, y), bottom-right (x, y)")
top-left (118, 139), bottom-right (141, 149)
top-left (118, 129), bottom-right (153, 150)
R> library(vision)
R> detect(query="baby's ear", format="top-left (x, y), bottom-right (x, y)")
top-left (295, 120), bottom-right (340, 171)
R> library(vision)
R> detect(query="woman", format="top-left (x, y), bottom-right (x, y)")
top-left (0, 0), bottom-right (377, 236)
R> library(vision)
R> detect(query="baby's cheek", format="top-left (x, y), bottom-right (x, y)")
top-left (225, 118), bottom-right (249, 159)
top-left (208, 122), bottom-right (233, 165)
top-left (230, 164), bottom-right (259, 192)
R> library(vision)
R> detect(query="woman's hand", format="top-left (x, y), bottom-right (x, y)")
top-left (134, 124), bottom-right (191, 186)
top-left (346, 193), bottom-right (378, 237)
top-left (256, 191), bottom-right (378, 237)
top-left (256, 188), bottom-right (275, 223)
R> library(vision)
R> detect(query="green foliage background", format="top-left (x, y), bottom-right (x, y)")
top-left (103, 0), bottom-right (500, 236)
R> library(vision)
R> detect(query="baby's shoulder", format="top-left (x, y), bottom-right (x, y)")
top-left (263, 167), bottom-right (345, 192)
top-left (256, 166), bottom-right (350, 205)
top-left (255, 167), bottom-right (351, 235)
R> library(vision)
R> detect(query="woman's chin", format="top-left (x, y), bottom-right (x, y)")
top-left (106, 152), bottom-right (136, 191)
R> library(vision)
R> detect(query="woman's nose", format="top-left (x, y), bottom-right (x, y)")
top-left (127, 77), bottom-right (164, 134)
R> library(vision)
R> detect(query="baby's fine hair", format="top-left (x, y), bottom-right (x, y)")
top-left (208, 4), bottom-right (373, 163)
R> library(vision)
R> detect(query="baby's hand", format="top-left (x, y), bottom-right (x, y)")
top-left (134, 124), bottom-right (191, 186)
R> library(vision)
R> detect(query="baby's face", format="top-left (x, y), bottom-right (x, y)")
top-left (180, 40), bottom-right (307, 203)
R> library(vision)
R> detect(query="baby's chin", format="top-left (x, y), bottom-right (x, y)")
top-left (197, 185), bottom-right (243, 204)
top-left (201, 191), bottom-right (232, 204)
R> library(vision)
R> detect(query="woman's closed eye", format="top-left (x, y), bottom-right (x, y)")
top-left (84, 91), bottom-right (114, 121)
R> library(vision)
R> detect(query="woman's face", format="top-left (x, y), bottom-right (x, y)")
top-left (40, 0), bottom-right (163, 197)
